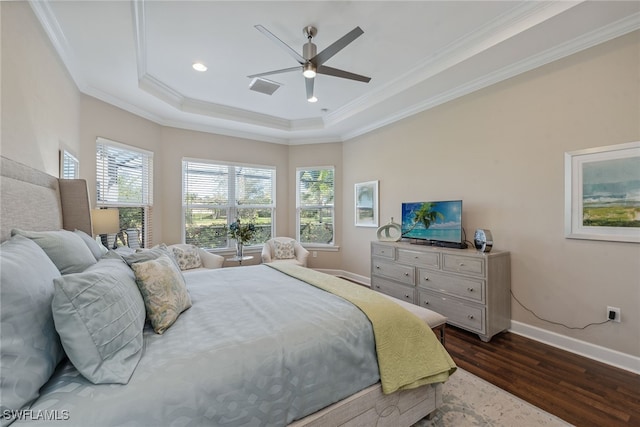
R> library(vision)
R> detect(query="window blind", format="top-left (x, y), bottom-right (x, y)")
top-left (96, 138), bottom-right (153, 207)
top-left (183, 159), bottom-right (275, 249)
top-left (96, 137), bottom-right (153, 248)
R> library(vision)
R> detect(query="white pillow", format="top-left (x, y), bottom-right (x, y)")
top-left (170, 244), bottom-right (202, 270)
top-left (274, 240), bottom-right (296, 259)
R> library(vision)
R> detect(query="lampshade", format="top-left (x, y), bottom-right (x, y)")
top-left (92, 209), bottom-right (119, 236)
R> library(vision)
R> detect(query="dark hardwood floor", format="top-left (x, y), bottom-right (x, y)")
top-left (444, 325), bottom-right (640, 427)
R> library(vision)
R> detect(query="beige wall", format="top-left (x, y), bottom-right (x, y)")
top-left (158, 126), bottom-right (289, 261)
top-left (3, 1), bottom-right (638, 359)
top-left (1, 1), bottom-right (80, 175)
top-left (342, 31), bottom-right (640, 356)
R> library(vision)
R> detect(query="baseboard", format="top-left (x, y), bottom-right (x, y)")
top-left (510, 320), bottom-right (640, 375)
top-left (321, 269), bottom-right (639, 375)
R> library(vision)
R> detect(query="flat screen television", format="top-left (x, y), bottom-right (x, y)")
top-left (401, 200), bottom-right (466, 248)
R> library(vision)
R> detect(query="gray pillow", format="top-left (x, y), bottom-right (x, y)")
top-left (122, 244), bottom-right (181, 271)
top-left (74, 229), bottom-right (108, 261)
top-left (11, 229), bottom-right (97, 274)
top-left (52, 258), bottom-right (146, 384)
top-left (0, 235), bottom-right (64, 416)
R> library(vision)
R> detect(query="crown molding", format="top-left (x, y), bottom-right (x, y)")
top-left (342, 11), bottom-right (640, 142)
top-left (325, 1), bottom-right (582, 128)
top-left (29, 0), bottom-right (639, 145)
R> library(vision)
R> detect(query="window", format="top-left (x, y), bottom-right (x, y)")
top-left (182, 159), bottom-right (275, 250)
top-left (96, 137), bottom-right (153, 248)
top-left (60, 150), bottom-right (79, 179)
top-left (297, 167), bottom-right (334, 245)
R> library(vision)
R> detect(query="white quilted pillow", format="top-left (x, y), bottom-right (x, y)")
top-left (273, 240), bottom-right (295, 260)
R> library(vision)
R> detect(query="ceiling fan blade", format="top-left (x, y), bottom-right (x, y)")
top-left (305, 77), bottom-right (315, 101)
top-left (316, 65), bottom-right (371, 83)
top-left (247, 66), bottom-right (300, 79)
top-left (255, 25), bottom-right (305, 64)
top-left (311, 26), bottom-right (364, 67)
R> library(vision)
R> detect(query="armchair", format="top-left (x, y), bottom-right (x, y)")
top-left (261, 237), bottom-right (309, 267)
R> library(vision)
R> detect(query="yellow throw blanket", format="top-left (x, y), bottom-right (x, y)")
top-left (267, 263), bottom-right (456, 394)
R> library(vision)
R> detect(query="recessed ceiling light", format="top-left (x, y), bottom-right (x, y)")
top-left (192, 62), bottom-right (207, 72)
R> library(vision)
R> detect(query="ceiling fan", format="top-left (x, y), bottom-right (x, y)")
top-left (248, 25), bottom-right (371, 102)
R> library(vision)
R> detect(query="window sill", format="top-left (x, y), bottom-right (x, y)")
top-left (301, 244), bottom-right (340, 252)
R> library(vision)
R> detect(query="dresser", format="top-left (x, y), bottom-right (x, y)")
top-left (371, 241), bottom-right (511, 342)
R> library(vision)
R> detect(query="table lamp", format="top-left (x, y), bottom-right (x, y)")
top-left (92, 208), bottom-right (119, 248)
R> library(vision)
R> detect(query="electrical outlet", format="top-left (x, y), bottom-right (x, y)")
top-left (607, 306), bottom-right (621, 323)
top-left (312, 251), bottom-right (317, 258)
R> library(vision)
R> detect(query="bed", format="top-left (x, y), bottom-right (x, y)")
top-left (0, 156), bottom-right (455, 426)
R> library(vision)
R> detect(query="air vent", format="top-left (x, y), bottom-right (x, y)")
top-left (249, 78), bottom-right (281, 95)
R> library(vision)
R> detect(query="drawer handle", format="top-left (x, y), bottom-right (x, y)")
top-left (423, 277), bottom-right (430, 281)
top-left (467, 314), bottom-right (474, 320)
top-left (381, 250), bottom-right (385, 253)
top-left (423, 301), bottom-right (430, 305)
top-left (375, 285), bottom-right (380, 289)
top-left (459, 262), bottom-right (465, 267)
top-left (414, 256), bottom-right (419, 259)
top-left (404, 272), bottom-right (409, 277)
top-left (467, 287), bottom-right (474, 292)
top-left (404, 294), bottom-right (410, 299)
top-left (375, 265), bottom-right (381, 269)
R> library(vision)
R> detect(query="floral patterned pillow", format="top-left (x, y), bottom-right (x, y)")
top-left (170, 244), bottom-right (202, 270)
top-left (273, 240), bottom-right (295, 260)
top-left (131, 254), bottom-right (192, 334)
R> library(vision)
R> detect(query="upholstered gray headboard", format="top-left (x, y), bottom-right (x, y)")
top-left (0, 156), bottom-right (92, 242)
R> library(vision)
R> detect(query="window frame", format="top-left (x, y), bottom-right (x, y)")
top-left (60, 150), bottom-right (79, 179)
top-left (296, 166), bottom-right (336, 248)
top-left (182, 158), bottom-right (276, 251)
top-left (95, 137), bottom-right (153, 248)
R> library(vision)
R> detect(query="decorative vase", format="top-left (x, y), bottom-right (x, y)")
top-left (236, 241), bottom-right (244, 258)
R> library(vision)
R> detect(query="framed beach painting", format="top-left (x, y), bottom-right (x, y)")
top-left (355, 180), bottom-right (379, 227)
top-left (564, 141), bottom-right (640, 243)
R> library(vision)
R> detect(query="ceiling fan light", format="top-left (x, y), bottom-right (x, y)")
top-left (307, 96), bottom-right (318, 103)
top-left (192, 62), bottom-right (207, 72)
top-left (303, 63), bottom-right (316, 79)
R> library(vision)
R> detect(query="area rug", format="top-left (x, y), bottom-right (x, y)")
top-left (413, 368), bottom-right (572, 426)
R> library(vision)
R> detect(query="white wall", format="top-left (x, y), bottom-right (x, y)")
top-left (341, 31), bottom-right (640, 357)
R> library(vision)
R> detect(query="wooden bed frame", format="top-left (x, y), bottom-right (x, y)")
top-left (0, 155), bottom-right (443, 426)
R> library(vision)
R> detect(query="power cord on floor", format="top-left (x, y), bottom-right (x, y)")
top-left (510, 290), bottom-right (611, 330)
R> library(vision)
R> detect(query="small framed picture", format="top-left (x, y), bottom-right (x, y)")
top-left (564, 141), bottom-right (640, 243)
top-left (355, 180), bottom-right (379, 227)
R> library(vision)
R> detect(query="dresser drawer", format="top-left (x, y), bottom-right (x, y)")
top-left (397, 249), bottom-right (439, 269)
top-left (418, 290), bottom-right (485, 333)
top-left (372, 244), bottom-right (395, 259)
top-left (417, 269), bottom-right (485, 303)
top-left (371, 277), bottom-right (415, 303)
top-left (442, 253), bottom-right (485, 277)
top-left (372, 259), bottom-right (414, 285)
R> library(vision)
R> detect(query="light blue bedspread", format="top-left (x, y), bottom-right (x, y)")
top-left (15, 265), bottom-right (379, 426)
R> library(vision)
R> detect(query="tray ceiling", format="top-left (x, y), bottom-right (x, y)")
top-left (30, 1), bottom-right (639, 144)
